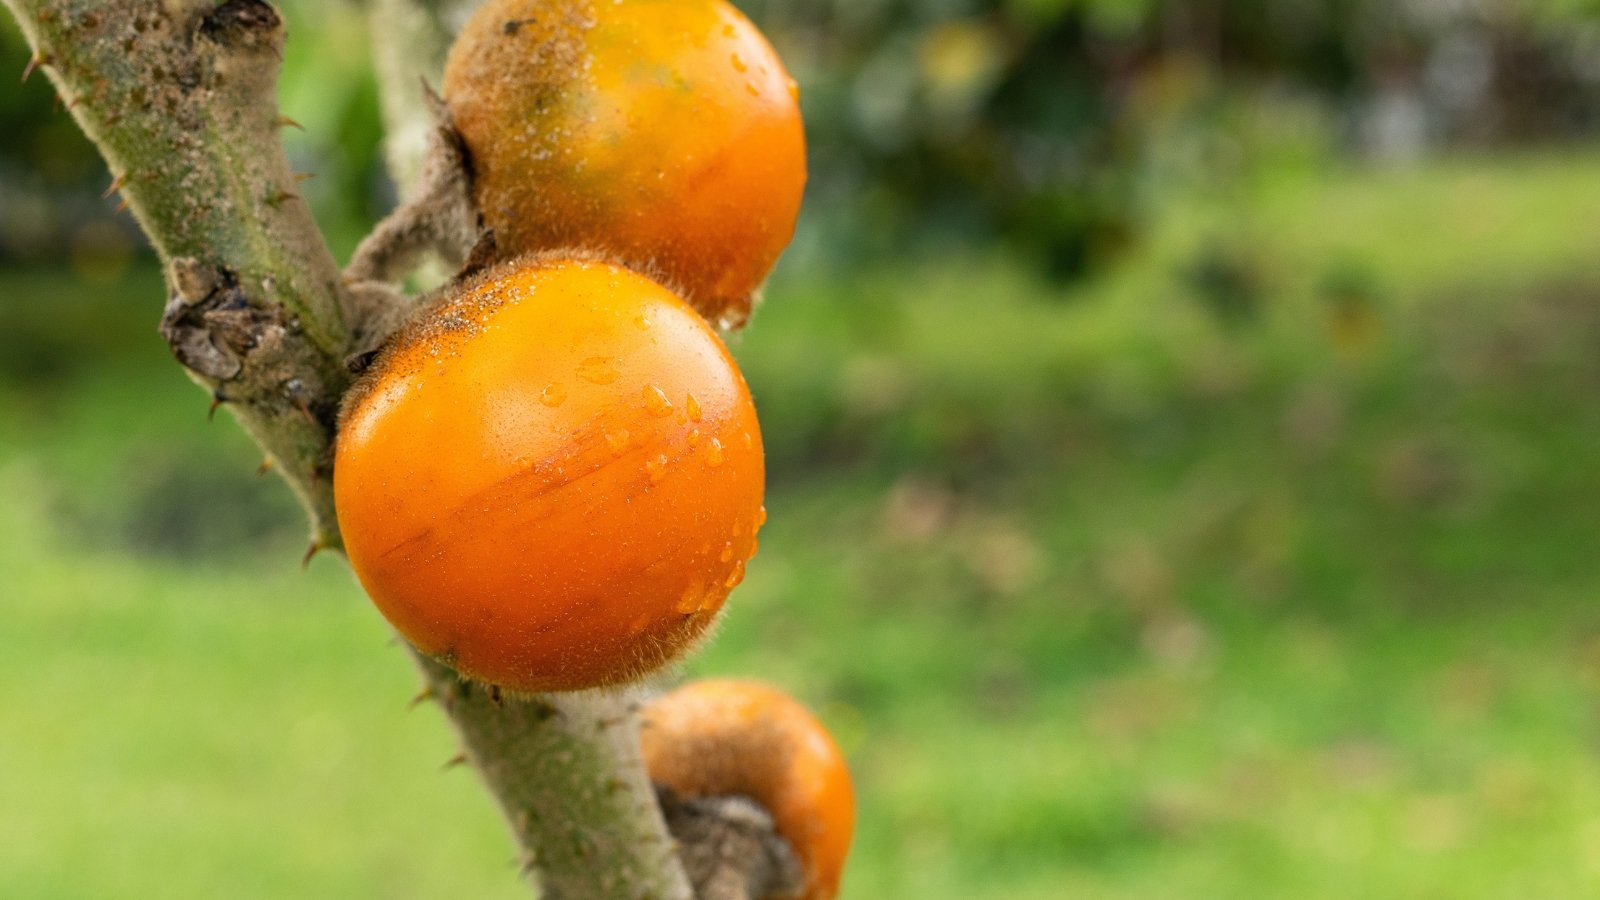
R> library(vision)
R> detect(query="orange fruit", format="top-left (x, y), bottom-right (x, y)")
top-left (443, 0), bottom-right (807, 327)
top-left (641, 679), bottom-right (855, 899)
top-left (335, 256), bottom-right (765, 692)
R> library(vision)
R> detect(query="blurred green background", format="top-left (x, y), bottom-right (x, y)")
top-left (6, 1), bottom-right (1600, 897)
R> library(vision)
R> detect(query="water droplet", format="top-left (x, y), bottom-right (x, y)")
top-left (674, 585), bottom-right (702, 614)
top-left (634, 314), bottom-right (653, 330)
top-left (698, 589), bottom-right (720, 612)
top-left (741, 432), bottom-right (754, 450)
top-left (745, 79), bottom-right (760, 96)
top-left (786, 77), bottom-right (800, 103)
top-left (578, 357), bottom-right (618, 384)
top-left (719, 542), bottom-right (733, 562)
top-left (629, 611), bottom-right (654, 635)
top-left (730, 53), bottom-right (747, 73)
top-left (605, 429), bottom-right (631, 453)
top-left (723, 560), bottom-right (745, 589)
top-left (756, 505), bottom-right (768, 527)
top-left (539, 382), bottom-right (567, 407)
top-left (685, 393), bottom-right (703, 422)
top-left (646, 454), bottom-right (668, 484)
top-left (722, 23), bottom-right (736, 37)
top-left (706, 437), bottom-right (724, 467)
top-left (643, 385), bottom-right (674, 417)
top-left (687, 428), bottom-right (701, 447)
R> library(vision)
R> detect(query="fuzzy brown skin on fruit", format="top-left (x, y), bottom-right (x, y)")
top-left (641, 680), bottom-right (856, 900)
top-left (442, 0), bottom-right (807, 328)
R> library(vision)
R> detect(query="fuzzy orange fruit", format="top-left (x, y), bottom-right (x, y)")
top-left (335, 256), bottom-right (765, 692)
top-left (641, 679), bottom-right (855, 900)
top-left (442, 0), bottom-right (806, 328)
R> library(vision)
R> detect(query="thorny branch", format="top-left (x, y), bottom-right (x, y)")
top-left (3, 0), bottom-right (804, 896)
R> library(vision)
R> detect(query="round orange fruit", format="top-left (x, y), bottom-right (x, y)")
top-left (335, 256), bottom-right (765, 692)
top-left (443, 0), bottom-right (807, 327)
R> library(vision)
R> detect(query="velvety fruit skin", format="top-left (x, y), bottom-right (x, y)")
top-left (442, 0), bottom-right (806, 328)
top-left (335, 257), bottom-right (765, 693)
top-left (641, 679), bottom-right (855, 900)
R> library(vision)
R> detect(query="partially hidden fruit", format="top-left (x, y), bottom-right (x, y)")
top-left (641, 679), bottom-right (855, 900)
top-left (443, 0), bottom-right (806, 328)
top-left (335, 256), bottom-right (765, 693)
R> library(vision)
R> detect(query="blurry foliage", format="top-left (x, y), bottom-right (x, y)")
top-left (749, 0), bottom-right (1600, 277)
top-left (7, 1), bottom-right (1600, 277)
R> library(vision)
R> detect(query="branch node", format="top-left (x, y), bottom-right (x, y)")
top-left (657, 790), bottom-right (806, 900)
top-left (198, 0), bottom-right (284, 51)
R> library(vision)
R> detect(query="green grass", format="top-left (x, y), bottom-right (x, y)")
top-left (6, 149), bottom-right (1600, 898)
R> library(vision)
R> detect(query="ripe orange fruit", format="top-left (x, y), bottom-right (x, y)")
top-left (442, 0), bottom-right (807, 328)
top-left (334, 256), bottom-right (765, 693)
top-left (641, 679), bottom-right (855, 900)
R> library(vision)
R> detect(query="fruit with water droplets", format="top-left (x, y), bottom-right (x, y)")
top-left (641, 679), bottom-right (856, 900)
top-left (335, 256), bottom-right (765, 692)
top-left (442, 0), bottom-right (806, 328)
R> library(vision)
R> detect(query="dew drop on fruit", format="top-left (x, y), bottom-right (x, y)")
top-left (674, 584), bottom-right (702, 615)
top-left (646, 454), bottom-right (668, 484)
top-left (539, 382), bottom-right (567, 407)
top-left (643, 384), bottom-right (674, 417)
top-left (685, 392), bottom-right (703, 422)
top-left (787, 77), bottom-right (800, 103)
top-left (730, 53), bottom-right (747, 73)
top-left (719, 542), bottom-right (733, 562)
top-left (723, 560), bottom-right (745, 589)
top-left (605, 428), bottom-right (631, 454)
top-left (687, 427), bottom-right (702, 447)
top-left (756, 505), bottom-right (768, 528)
top-left (706, 437), bottom-right (724, 467)
top-left (628, 610), bottom-right (654, 635)
top-left (634, 314), bottom-right (653, 330)
top-left (741, 431), bottom-right (753, 450)
top-left (578, 356), bottom-right (618, 384)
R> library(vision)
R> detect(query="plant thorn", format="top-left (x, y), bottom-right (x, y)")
top-left (21, 52), bottom-right (47, 84)
top-left (207, 391), bottom-right (225, 420)
top-left (293, 171), bottom-right (315, 183)
top-left (407, 687), bottom-right (436, 710)
top-left (276, 114), bottom-right (304, 130)
top-left (301, 540), bottom-right (324, 568)
top-left (441, 751), bottom-right (469, 771)
top-left (256, 457), bottom-right (274, 477)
